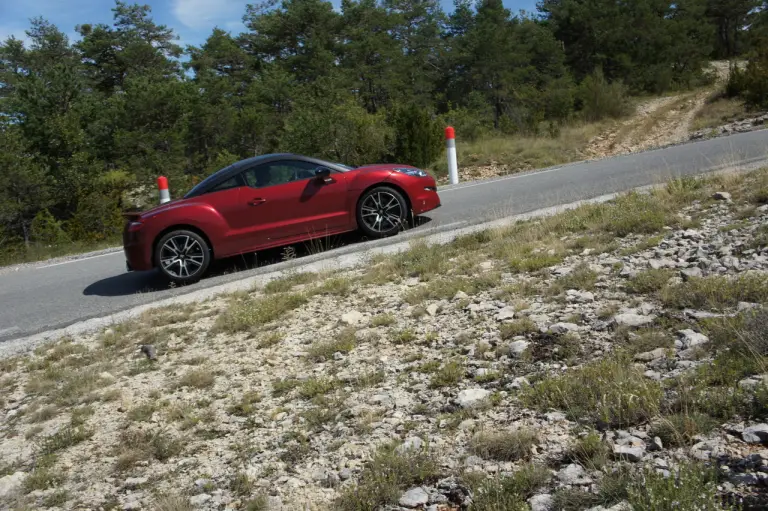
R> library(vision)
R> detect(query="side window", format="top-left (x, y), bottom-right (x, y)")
top-left (243, 160), bottom-right (322, 189)
top-left (210, 176), bottom-right (241, 192)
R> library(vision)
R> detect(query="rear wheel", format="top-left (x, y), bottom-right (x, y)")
top-left (357, 186), bottom-right (409, 238)
top-left (154, 230), bottom-right (211, 284)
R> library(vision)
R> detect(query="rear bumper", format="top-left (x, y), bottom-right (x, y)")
top-left (123, 229), bottom-right (154, 272)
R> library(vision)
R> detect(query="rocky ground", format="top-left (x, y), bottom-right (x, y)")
top-left (690, 113), bottom-right (768, 142)
top-left (2, 169), bottom-right (768, 511)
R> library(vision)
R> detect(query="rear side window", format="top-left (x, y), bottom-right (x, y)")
top-left (210, 176), bottom-right (241, 192)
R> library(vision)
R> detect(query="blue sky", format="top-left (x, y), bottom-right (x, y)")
top-left (0, 0), bottom-right (539, 50)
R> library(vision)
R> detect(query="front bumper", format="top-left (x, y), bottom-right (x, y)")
top-left (411, 188), bottom-right (442, 215)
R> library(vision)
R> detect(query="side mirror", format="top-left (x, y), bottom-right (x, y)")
top-left (315, 167), bottom-right (331, 179)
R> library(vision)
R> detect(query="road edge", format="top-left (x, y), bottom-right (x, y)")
top-left (3, 161), bottom-right (763, 360)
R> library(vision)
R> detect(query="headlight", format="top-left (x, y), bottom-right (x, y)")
top-left (393, 167), bottom-right (428, 177)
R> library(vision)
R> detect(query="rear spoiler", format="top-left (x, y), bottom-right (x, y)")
top-left (122, 211), bottom-right (142, 222)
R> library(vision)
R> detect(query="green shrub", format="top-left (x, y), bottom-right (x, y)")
top-left (577, 67), bottom-right (632, 122)
top-left (391, 103), bottom-right (443, 168)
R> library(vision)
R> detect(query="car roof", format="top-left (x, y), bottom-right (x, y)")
top-left (184, 153), bottom-right (352, 198)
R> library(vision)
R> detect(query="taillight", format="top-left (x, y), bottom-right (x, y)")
top-left (127, 221), bottom-right (143, 232)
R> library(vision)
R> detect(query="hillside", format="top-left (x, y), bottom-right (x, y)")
top-left (2, 168), bottom-right (768, 510)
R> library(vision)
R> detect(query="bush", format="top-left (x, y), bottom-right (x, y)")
top-left (391, 103), bottom-right (443, 168)
top-left (577, 68), bottom-right (632, 122)
top-left (31, 209), bottom-right (71, 245)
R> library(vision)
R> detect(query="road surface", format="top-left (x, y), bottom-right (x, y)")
top-left (2, 129), bottom-right (767, 343)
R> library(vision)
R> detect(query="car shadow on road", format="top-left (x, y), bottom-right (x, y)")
top-left (82, 217), bottom-right (433, 298)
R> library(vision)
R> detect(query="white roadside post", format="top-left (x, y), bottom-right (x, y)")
top-left (445, 126), bottom-right (459, 185)
top-left (157, 176), bottom-right (171, 204)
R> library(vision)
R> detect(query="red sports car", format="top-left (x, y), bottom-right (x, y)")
top-left (123, 153), bottom-right (442, 283)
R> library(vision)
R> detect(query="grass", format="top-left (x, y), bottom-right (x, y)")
top-left (127, 402), bottom-right (158, 422)
top-left (522, 353), bottom-right (662, 428)
top-left (23, 455), bottom-right (64, 492)
top-left (213, 292), bottom-right (308, 334)
top-left (467, 463), bottom-right (550, 511)
top-left (116, 430), bottom-right (184, 469)
top-left (256, 332), bottom-right (282, 349)
top-left (429, 359), bottom-right (464, 388)
top-left (649, 413), bottom-right (718, 448)
top-left (661, 274), bottom-right (768, 311)
top-left (0, 237), bottom-right (121, 268)
top-left (468, 429), bottom-right (538, 461)
top-left (626, 463), bottom-right (735, 510)
top-left (40, 425), bottom-right (94, 455)
top-left (272, 377), bottom-right (302, 397)
top-left (228, 391), bottom-right (262, 416)
top-left (690, 94), bottom-right (748, 133)
top-left (264, 272), bottom-right (316, 294)
top-left (430, 122), bottom-right (609, 179)
top-left (371, 314), bottom-right (396, 327)
top-left (500, 318), bottom-right (537, 339)
top-left (565, 431), bottom-right (610, 469)
top-left (547, 263), bottom-right (598, 295)
top-left (307, 328), bottom-right (357, 361)
top-left (625, 268), bottom-right (674, 294)
top-left (176, 368), bottom-right (215, 389)
top-left (334, 441), bottom-right (440, 511)
top-left (392, 328), bottom-right (417, 345)
top-left (297, 377), bottom-right (341, 400)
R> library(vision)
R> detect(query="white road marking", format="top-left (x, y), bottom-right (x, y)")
top-left (37, 251), bottom-right (122, 269)
top-left (438, 167), bottom-right (562, 193)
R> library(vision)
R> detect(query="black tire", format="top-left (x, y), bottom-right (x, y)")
top-left (356, 186), bottom-right (409, 238)
top-left (154, 229), bottom-right (211, 284)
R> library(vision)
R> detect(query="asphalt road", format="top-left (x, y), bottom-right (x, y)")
top-left (2, 129), bottom-right (767, 343)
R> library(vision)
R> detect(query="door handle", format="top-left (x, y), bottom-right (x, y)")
top-left (248, 198), bottom-right (266, 206)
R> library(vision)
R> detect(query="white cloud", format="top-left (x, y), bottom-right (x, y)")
top-left (173, 0), bottom-right (246, 31)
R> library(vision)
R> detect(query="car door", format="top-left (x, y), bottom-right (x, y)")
top-left (238, 159), bottom-right (350, 247)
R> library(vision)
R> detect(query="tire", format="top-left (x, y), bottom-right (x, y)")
top-left (154, 229), bottom-right (211, 284)
top-left (356, 186), bottom-right (409, 238)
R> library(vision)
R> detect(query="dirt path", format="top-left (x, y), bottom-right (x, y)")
top-left (584, 61), bottom-right (731, 159)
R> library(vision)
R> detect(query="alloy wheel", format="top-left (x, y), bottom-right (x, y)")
top-left (360, 191), bottom-right (404, 233)
top-left (159, 235), bottom-right (206, 279)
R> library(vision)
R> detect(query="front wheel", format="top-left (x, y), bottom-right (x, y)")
top-left (154, 230), bottom-right (211, 284)
top-left (357, 186), bottom-right (409, 238)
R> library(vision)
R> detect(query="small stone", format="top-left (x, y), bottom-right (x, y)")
top-left (123, 498), bottom-right (142, 511)
top-left (549, 322), bottom-right (579, 334)
top-left (678, 329), bottom-right (709, 349)
top-left (508, 340), bottom-right (530, 357)
top-left (341, 310), bottom-right (365, 326)
top-left (566, 290), bottom-right (595, 303)
top-left (426, 304), bottom-right (439, 317)
top-left (613, 445), bottom-right (645, 462)
top-left (190, 494), bottom-right (211, 506)
top-left (680, 267), bottom-right (702, 280)
top-left (644, 370), bottom-right (662, 381)
top-left (140, 344), bottom-right (157, 360)
top-left (738, 302), bottom-right (759, 312)
top-left (633, 348), bottom-right (667, 362)
top-left (456, 388), bottom-right (490, 409)
top-left (713, 192), bottom-right (732, 201)
top-left (529, 494), bottom-right (554, 511)
top-left (454, 291), bottom-right (469, 301)
top-left (648, 436), bottom-right (663, 452)
top-left (339, 468), bottom-right (352, 481)
top-left (0, 472), bottom-right (25, 498)
top-left (743, 424), bottom-right (768, 444)
top-left (125, 477), bottom-right (149, 489)
top-left (613, 313), bottom-right (655, 328)
top-left (730, 473), bottom-right (759, 486)
top-left (557, 464), bottom-right (591, 485)
top-left (399, 487), bottom-right (429, 508)
top-left (545, 412), bottom-right (567, 422)
top-left (396, 436), bottom-right (424, 454)
top-left (496, 306), bottom-right (516, 321)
